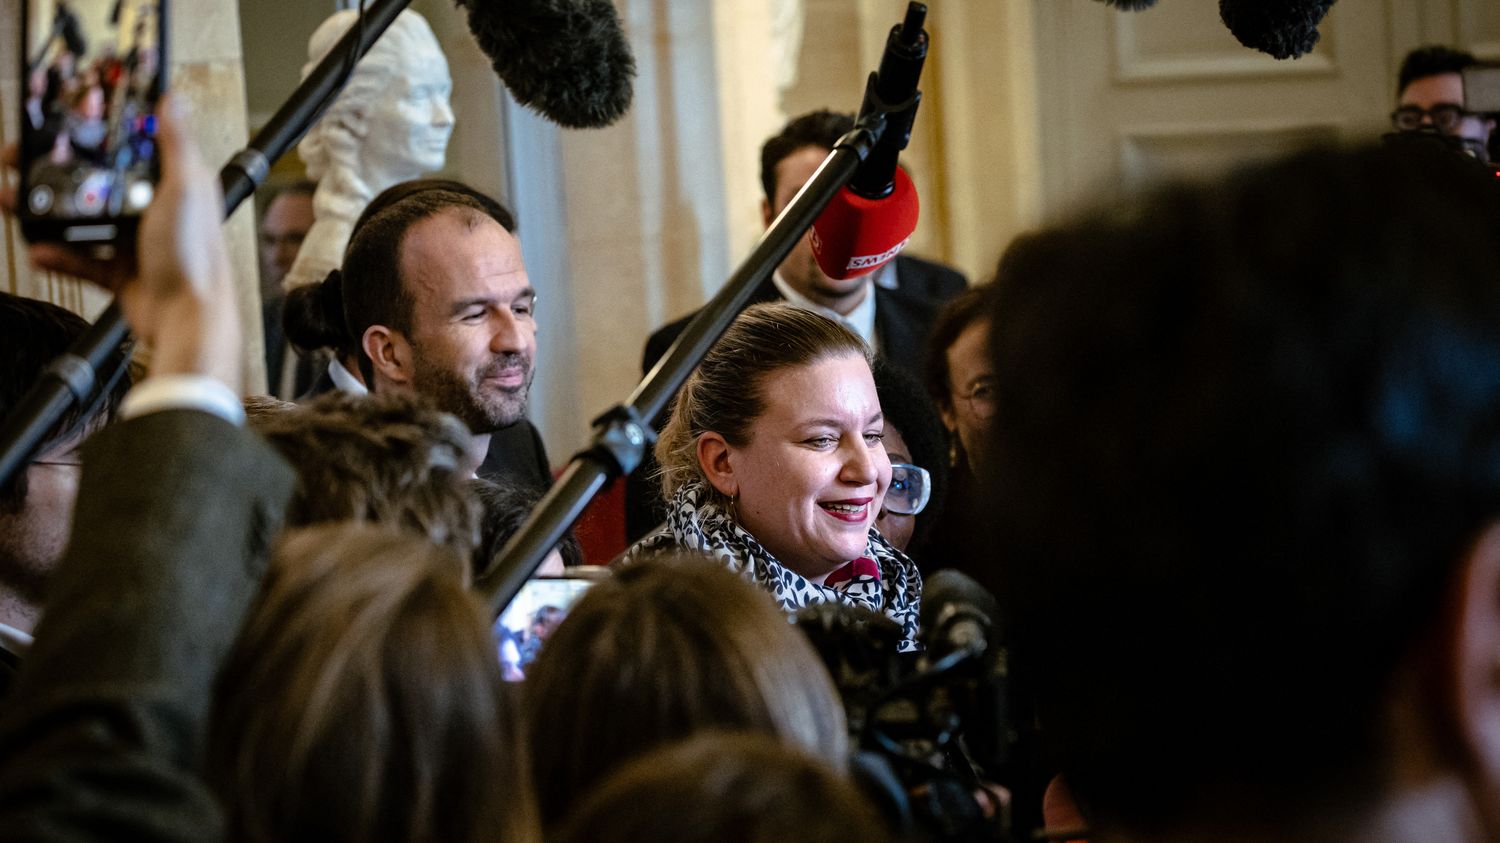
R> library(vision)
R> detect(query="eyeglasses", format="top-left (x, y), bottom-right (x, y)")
top-left (1391, 104), bottom-right (1474, 135)
top-left (884, 463), bottom-right (932, 516)
top-left (953, 377), bottom-right (997, 420)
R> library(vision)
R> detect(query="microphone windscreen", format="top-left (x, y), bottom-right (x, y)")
top-left (810, 166), bottom-right (919, 281)
top-left (1219, 0), bottom-right (1336, 60)
top-left (454, 0), bottom-right (636, 128)
top-left (920, 569), bottom-right (999, 636)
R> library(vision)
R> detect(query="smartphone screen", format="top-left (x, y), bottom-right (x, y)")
top-left (20, 0), bottom-right (165, 242)
top-left (493, 568), bottom-right (607, 681)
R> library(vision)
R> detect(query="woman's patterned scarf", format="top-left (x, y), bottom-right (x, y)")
top-left (620, 481), bottom-right (923, 651)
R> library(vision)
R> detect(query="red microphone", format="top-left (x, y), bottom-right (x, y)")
top-left (810, 166), bottom-right (920, 280)
top-left (810, 3), bottom-right (927, 281)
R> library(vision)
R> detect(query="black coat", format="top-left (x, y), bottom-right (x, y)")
top-left (627, 254), bottom-right (967, 541)
top-left (0, 409), bottom-right (295, 841)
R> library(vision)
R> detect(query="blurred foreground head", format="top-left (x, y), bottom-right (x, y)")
top-left (553, 733), bottom-right (892, 843)
top-left (987, 145), bottom-right (1500, 839)
top-left (525, 554), bottom-right (848, 828)
top-left (209, 524), bottom-right (535, 843)
top-left (250, 390), bottom-right (479, 560)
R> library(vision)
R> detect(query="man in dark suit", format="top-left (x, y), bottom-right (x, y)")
top-left (630, 109), bottom-right (968, 539)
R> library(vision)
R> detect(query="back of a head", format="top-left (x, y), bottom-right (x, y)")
top-left (553, 733), bottom-right (892, 843)
top-left (209, 523), bottom-right (535, 843)
top-left (250, 390), bottom-right (479, 558)
top-left (986, 144), bottom-right (1500, 830)
top-left (468, 477), bottom-right (582, 578)
top-left (524, 554), bottom-right (848, 827)
top-left (0, 293), bottom-right (127, 510)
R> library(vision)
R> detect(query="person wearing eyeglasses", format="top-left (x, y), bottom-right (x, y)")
top-left (1392, 46), bottom-right (1496, 164)
top-left (925, 286), bottom-right (995, 476)
top-left (871, 358), bottom-right (947, 566)
top-left (0, 293), bottom-right (128, 696)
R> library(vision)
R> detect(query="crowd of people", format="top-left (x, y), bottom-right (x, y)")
top-left (0, 39), bottom-right (1497, 843)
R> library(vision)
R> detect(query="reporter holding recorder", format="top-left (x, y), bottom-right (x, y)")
top-left (621, 302), bottom-right (923, 651)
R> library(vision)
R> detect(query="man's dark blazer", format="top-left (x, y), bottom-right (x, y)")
top-left (0, 410), bottom-right (294, 841)
top-left (628, 254), bottom-right (968, 540)
top-left (300, 368), bottom-right (552, 492)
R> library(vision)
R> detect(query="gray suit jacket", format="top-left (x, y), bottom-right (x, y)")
top-left (0, 409), bottom-right (294, 841)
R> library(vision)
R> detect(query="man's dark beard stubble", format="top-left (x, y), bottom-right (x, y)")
top-left (411, 349), bottom-right (532, 434)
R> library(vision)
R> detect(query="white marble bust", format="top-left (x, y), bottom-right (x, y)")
top-left (282, 9), bottom-right (455, 294)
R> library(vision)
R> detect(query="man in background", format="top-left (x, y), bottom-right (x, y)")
top-left (259, 181), bottom-right (315, 397)
top-left (0, 293), bottom-right (127, 695)
top-left (643, 109), bottom-right (966, 380)
top-left (1392, 45), bottom-right (1496, 163)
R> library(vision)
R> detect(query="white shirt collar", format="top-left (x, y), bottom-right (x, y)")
top-left (328, 358), bottom-right (369, 395)
top-left (0, 621), bottom-right (33, 656)
top-left (770, 271), bottom-right (879, 352)
top-left (871, 260), bottom-right (899, 290)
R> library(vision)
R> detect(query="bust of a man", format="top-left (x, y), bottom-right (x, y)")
top-left (282, 9), bottom-right (454, 294)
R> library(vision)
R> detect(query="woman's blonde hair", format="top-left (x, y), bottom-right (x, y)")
top-left (523, 553), bottom-right (849, 828)
top-left (655, 302), bottom-right (870, 506)
top-left (208, 524), bottom-right (536, 843)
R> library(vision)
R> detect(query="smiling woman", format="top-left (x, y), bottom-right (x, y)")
top-left (620, 303), bottom-right (922, 650)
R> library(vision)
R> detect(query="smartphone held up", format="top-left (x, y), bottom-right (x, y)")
top-left (19, 0), bottom-right (165, 245)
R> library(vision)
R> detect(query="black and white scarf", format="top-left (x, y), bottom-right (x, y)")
top-left (620, 481), bottom-right (923, 651)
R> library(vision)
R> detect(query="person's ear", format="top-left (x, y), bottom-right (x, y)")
top-left (362, 324), bottom-right (411, 386)
top-left (1444, 520), bottom-right (1500, 833)
top-left (696, 432), bottom-right (737, 498)
top-left (760, 196), bottom-right (774, 229)
top-left (937, 398), bottom-right (958, 435)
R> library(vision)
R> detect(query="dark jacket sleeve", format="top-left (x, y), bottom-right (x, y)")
top-left (0, 409), bottom-right (294, 842)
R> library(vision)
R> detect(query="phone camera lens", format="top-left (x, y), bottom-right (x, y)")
top-left (27, 186), bottom-right (54, 214)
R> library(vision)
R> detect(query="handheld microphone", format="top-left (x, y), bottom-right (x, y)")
top-left (919, 569), bottom-right (999, 661)
top-left (454, 0), bottom-right (636, 128)
top-left (810, 3), bottom-right (927, 281)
